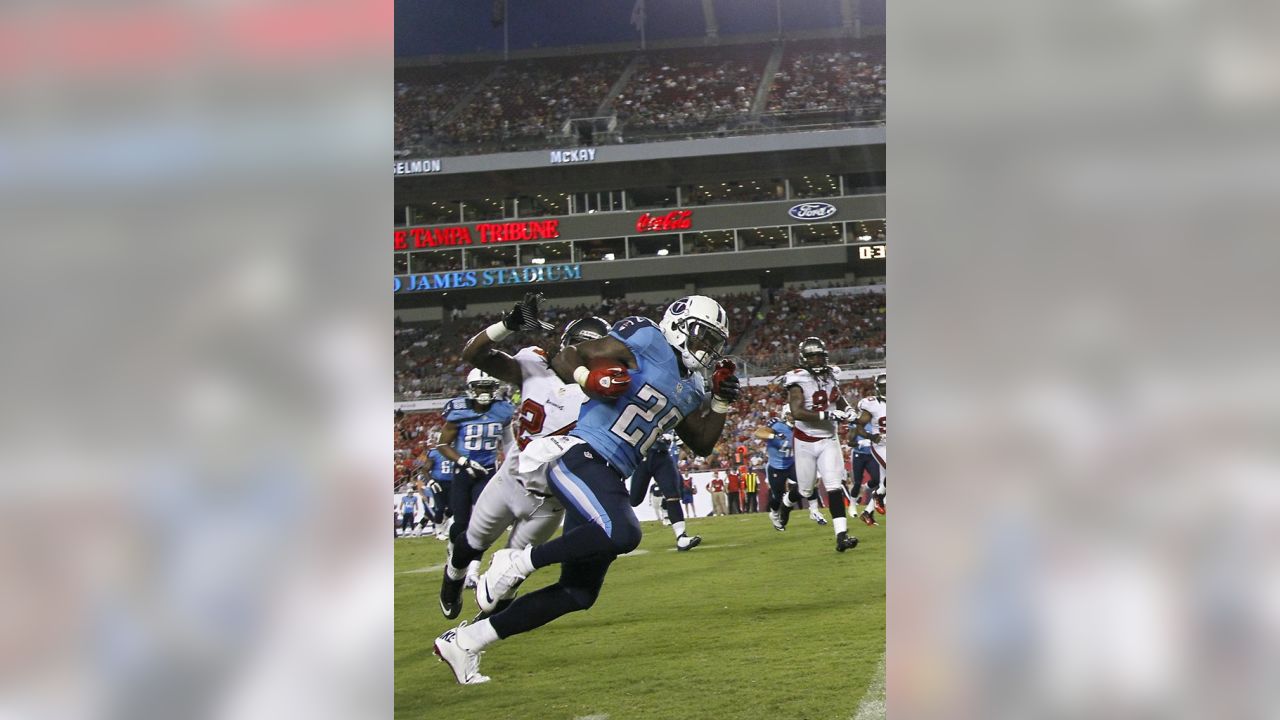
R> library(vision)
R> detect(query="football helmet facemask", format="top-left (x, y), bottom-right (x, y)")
top-left (798, 337), bottom-right (829, 373)
top-left (559, 316), bottom-right (610, 350)
top-left (659, 295), bottom-right (729, 370)
top-left (466, 368), bottom-right (500, 406)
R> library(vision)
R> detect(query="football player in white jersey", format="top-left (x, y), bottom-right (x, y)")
top-left (438, 291), bottom-right (611, 621)
top-left (779, 337), bottom-right (860, 552)
top-left (852, 373), bottom-right (887, 526)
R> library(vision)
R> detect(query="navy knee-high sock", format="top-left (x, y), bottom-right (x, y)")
top-left (488, 584), bottom-right (581, 638)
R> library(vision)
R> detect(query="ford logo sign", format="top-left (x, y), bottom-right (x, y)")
top-left (788, 202), bottom-right (838, 221)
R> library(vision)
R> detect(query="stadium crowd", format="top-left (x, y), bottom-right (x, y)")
top-left (394, 67), bottom-right (493, 158)
top-left (393, 40), bottom-right (887, 156)
top-left (394, 409), bottom-right (446, 489)
top-left (611, 47), bottom-right (765, 135)
top-left (742, 287), bottom-right (885, 371)
top-left (434, 55), bottom-right (628, 152)
top-left (765, 43), bottom-right (886, 118)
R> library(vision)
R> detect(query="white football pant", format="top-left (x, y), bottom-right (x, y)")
top-left (794, 435), bottom-right (847, 496)
top-left (465, 452), bottom-right (565, 553)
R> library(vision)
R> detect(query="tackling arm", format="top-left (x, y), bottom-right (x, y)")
top-left (460, 329), bottom-right (522, 385)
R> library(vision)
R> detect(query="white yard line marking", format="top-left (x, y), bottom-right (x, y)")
top-left (396, 563), bottom-right (444, 575)
top-left (852, 652), bottom-right (886, 720)
top-left (663, 543), bottom-right (743, 551)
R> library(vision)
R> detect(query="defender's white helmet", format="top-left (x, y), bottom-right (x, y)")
top-left (659, 295), bottom-right (729, 370)
top-left (466, 368), bottom-right (499, 405)
top-left (874, 373), bottom-right (887, 400)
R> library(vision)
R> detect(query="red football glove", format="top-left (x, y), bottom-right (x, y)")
top-left (586, 366), bottom-right (631, 398)
top-left (711, 359), bottom-right (740, 401)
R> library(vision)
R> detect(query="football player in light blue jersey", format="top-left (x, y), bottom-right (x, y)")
top-left (423, 447), bottom-right (454, 529)
top-left (756, 407), bottom-right (796, 531)
top-left (627, 431), bottom-right (702, 551)
top-left (434, 296), bottom-right (741, 685)
top-left (435, 368), bottom-right (515, 588)
top-left (756, 405), bottom-right (831, 531)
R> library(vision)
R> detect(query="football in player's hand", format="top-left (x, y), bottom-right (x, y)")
top-left (585, 359), bottom-right (631, 400)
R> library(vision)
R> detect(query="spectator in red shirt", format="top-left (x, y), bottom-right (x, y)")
top-left (726, 469), bottom-right (743, 515)
top-left (707, 472), bottom-right (728, 516)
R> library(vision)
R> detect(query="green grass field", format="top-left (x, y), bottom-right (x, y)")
top-left (395, 513), bottom-right (885, 720)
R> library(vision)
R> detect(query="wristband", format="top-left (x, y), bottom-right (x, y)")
top-left (573, 366), bottom-right (590, 387)
top-left (485, 322), bottom-right (514, 341)
top-left (817, 411), bottom-right (827, 421)
top-left (711, 398), bottom-right (732, 414)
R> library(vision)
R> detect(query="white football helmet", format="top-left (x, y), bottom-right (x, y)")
top-left (659, 295), bottom-right (729, 370)
top-left (874, 373), bottom-right (887, 400)
top-left (466, 368), bottom-right (499, 406)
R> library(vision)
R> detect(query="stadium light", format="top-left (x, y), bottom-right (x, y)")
top-left (531, 258), bottom-right (545, 264)
top-left (604, 253), bottom-right (615, 261)
top-left (657, 248), bottom-right (669, 256)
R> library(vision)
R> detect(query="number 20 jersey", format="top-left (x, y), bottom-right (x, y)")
top-left (783, 366), bottom-right (842, 439)
top-left (570, 317), bottom-right (707, 478)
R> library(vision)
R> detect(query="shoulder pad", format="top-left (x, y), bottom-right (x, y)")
top-left (610, 316), bottom-right (658, 340)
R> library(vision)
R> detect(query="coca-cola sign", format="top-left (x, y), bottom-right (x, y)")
top-left (635, 210), bottom-right (693, 233)
top-left (788, 202), bottom-right (838, 221)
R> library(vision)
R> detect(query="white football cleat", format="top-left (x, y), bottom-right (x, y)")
top-left (809, 508), bottom-right (828, 525)
top-left (464, 559), bottom-right (482, 589)
top-left (433, 623), bottom-right (490, 685)
top-left (476, 548), bottom-right (528, 614)
top-left (769, 510), bottom-right (785, 532)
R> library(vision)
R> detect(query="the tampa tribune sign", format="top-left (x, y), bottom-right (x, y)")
top-left (394, 264), bottom-right (583, 293)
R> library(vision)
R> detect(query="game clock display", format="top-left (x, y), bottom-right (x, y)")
top-left (857, 244), bottom-right (886, 260)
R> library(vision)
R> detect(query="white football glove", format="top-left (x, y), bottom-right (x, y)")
top-left (826, 408), bottom-right (856, 423)
top-left (455, 456), bottom-right (486, 479)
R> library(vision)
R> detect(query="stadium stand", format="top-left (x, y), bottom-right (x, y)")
top-left (740, 285), bottom-right (885, 372)
top-left (610, 45), bottom-right (767, 137)
top-left (433, 54), bottom-right (630, 155)
top-left (394, 38), bottom-right (885, 157)
top-left (763, 40), bottom-right (886, 120)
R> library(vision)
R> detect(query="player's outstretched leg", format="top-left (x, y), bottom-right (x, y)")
top-left (827, 488), bottom-right (859, 552)
top-left (856, 457), bottom-right (882, 527)
top-left (443, 555), bottom-right (612, 684)
top-left (808, 492), bottom-right (829, 525)
top-left (439, 542), bottom-right (466, 619)
top-left (663, 497), bottom-right (701, 551)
